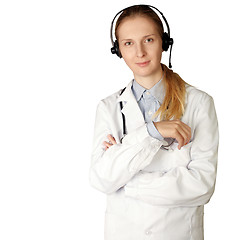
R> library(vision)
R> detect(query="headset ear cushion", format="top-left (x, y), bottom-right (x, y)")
top-left (162, 32), bottom-right (170, 51)
top-left (112, 40), bottom-right (122, 58)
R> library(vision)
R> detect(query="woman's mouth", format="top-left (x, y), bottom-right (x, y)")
top-left (136, 61), bottom-right (150, 67)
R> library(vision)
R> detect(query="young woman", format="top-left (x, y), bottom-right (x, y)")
top-left (89, 5), bottom-right (219, 240)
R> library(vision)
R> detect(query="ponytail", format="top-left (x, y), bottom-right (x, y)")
top-left (152, 64), bottom-right (191, 121)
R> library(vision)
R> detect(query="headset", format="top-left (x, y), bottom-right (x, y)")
top-left (110, 4), bottom-right (174, 68)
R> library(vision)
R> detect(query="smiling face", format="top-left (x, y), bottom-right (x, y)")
top-left (117, 16), bottom-right (163, 82)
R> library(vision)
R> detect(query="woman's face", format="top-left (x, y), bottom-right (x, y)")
top-left (117, 16), bottom-right (163, 79)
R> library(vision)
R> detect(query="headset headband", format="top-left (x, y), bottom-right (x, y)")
top-left (110, 4), bottom-right (174, 68)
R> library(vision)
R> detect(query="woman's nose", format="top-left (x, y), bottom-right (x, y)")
top-left (136, 44), bottom-right (146, 57)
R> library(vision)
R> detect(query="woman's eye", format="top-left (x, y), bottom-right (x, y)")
top-left (125, 42), bottom-right (132, 46)
top-left (145, 38), bottom-right (153, 43)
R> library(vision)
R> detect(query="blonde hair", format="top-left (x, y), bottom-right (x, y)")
top-left (153, 64), bottom-right (188, 120)
top-left (115, 5), bottom-right (190, 120)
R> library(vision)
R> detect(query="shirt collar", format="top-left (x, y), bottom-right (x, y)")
top-left (131, 74), bottom-right (165, 104)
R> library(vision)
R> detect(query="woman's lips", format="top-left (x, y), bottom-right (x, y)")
top-left (136, 61), bottom-right (150, 67)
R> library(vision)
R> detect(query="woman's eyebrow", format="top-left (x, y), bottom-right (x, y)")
top-left (120, 34), bottom-right (156, 42)
top-left (120, 39), bottom-right (132, 42)
top-left (143, 34), bottom-right (156, 38)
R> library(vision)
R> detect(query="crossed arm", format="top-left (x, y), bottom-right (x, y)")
top-left (103, 119), bottom-right (192, 151)
top-left (90, 95), bottom-right (219, 207)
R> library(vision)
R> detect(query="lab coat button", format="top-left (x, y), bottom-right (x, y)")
top-left (145, 230), bottom-right (152, 235)
top-left (148, 110), bottom-right (153, 115)
top-left (146, 91), bottom-right (150, 95)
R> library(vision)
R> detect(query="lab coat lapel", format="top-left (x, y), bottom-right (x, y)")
top-left (117, 80), bottom-right (145, 133)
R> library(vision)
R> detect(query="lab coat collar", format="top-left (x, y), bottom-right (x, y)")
top-left (117, 80), bottom-right (134, 103)
top-left (117, 80), bottom-right (150, 132)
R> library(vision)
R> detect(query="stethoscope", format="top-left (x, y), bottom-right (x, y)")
top-left (119, 87), bottom-right (175, 150)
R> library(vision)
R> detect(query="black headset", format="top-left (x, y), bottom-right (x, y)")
top-left (110, 4), bottom-right (174, 68)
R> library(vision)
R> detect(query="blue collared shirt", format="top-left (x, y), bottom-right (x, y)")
top-left (131, 77), bottom-right (165, 141)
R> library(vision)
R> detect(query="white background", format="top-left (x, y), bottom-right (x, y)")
top-left (0, 0), bottom-right (226, 239)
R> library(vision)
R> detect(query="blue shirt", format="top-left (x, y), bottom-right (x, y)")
top-left (131, 77), bottom-right (165, 141)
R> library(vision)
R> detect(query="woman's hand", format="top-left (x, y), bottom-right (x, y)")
top-left (154, 119), bottom-right (191, 150)
top-left (103, 134), bottom-right (117, 150)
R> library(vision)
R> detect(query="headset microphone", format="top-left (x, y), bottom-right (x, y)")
top-left (110, 4), bottom-right (174, 68)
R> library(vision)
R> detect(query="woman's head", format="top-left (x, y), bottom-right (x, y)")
top-left (114, 5), bottom-right (165, 80)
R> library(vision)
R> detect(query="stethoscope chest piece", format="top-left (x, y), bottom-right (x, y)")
top-left (120, 134), bottom-right (126, 143)
top-left (161, 138), bottom-right (175, 151)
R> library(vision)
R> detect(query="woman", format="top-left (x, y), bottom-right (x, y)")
top-left (89, 5), bottom-right (219, 240)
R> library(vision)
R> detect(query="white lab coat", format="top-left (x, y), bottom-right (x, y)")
top-left (89, 80), bottom-right (219, 240)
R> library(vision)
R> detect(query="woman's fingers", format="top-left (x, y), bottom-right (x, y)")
top-left (172, 121), bottom-right (191, 150)
top-left (174, 121), bottom-right (191, 147)
top-left (103, 141), bottom-right (112, 150)
top-left (154, 119), bottom-right (191, 150)
top-left (107, 134), bottom-right (117, 144)
top-left (103, 134), bottom-right (117, 150)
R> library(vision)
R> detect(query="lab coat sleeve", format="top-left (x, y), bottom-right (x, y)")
top-left (124, 94), bottom-right (219, 207)
top-left (89, 100), bottom-right (163, 194)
